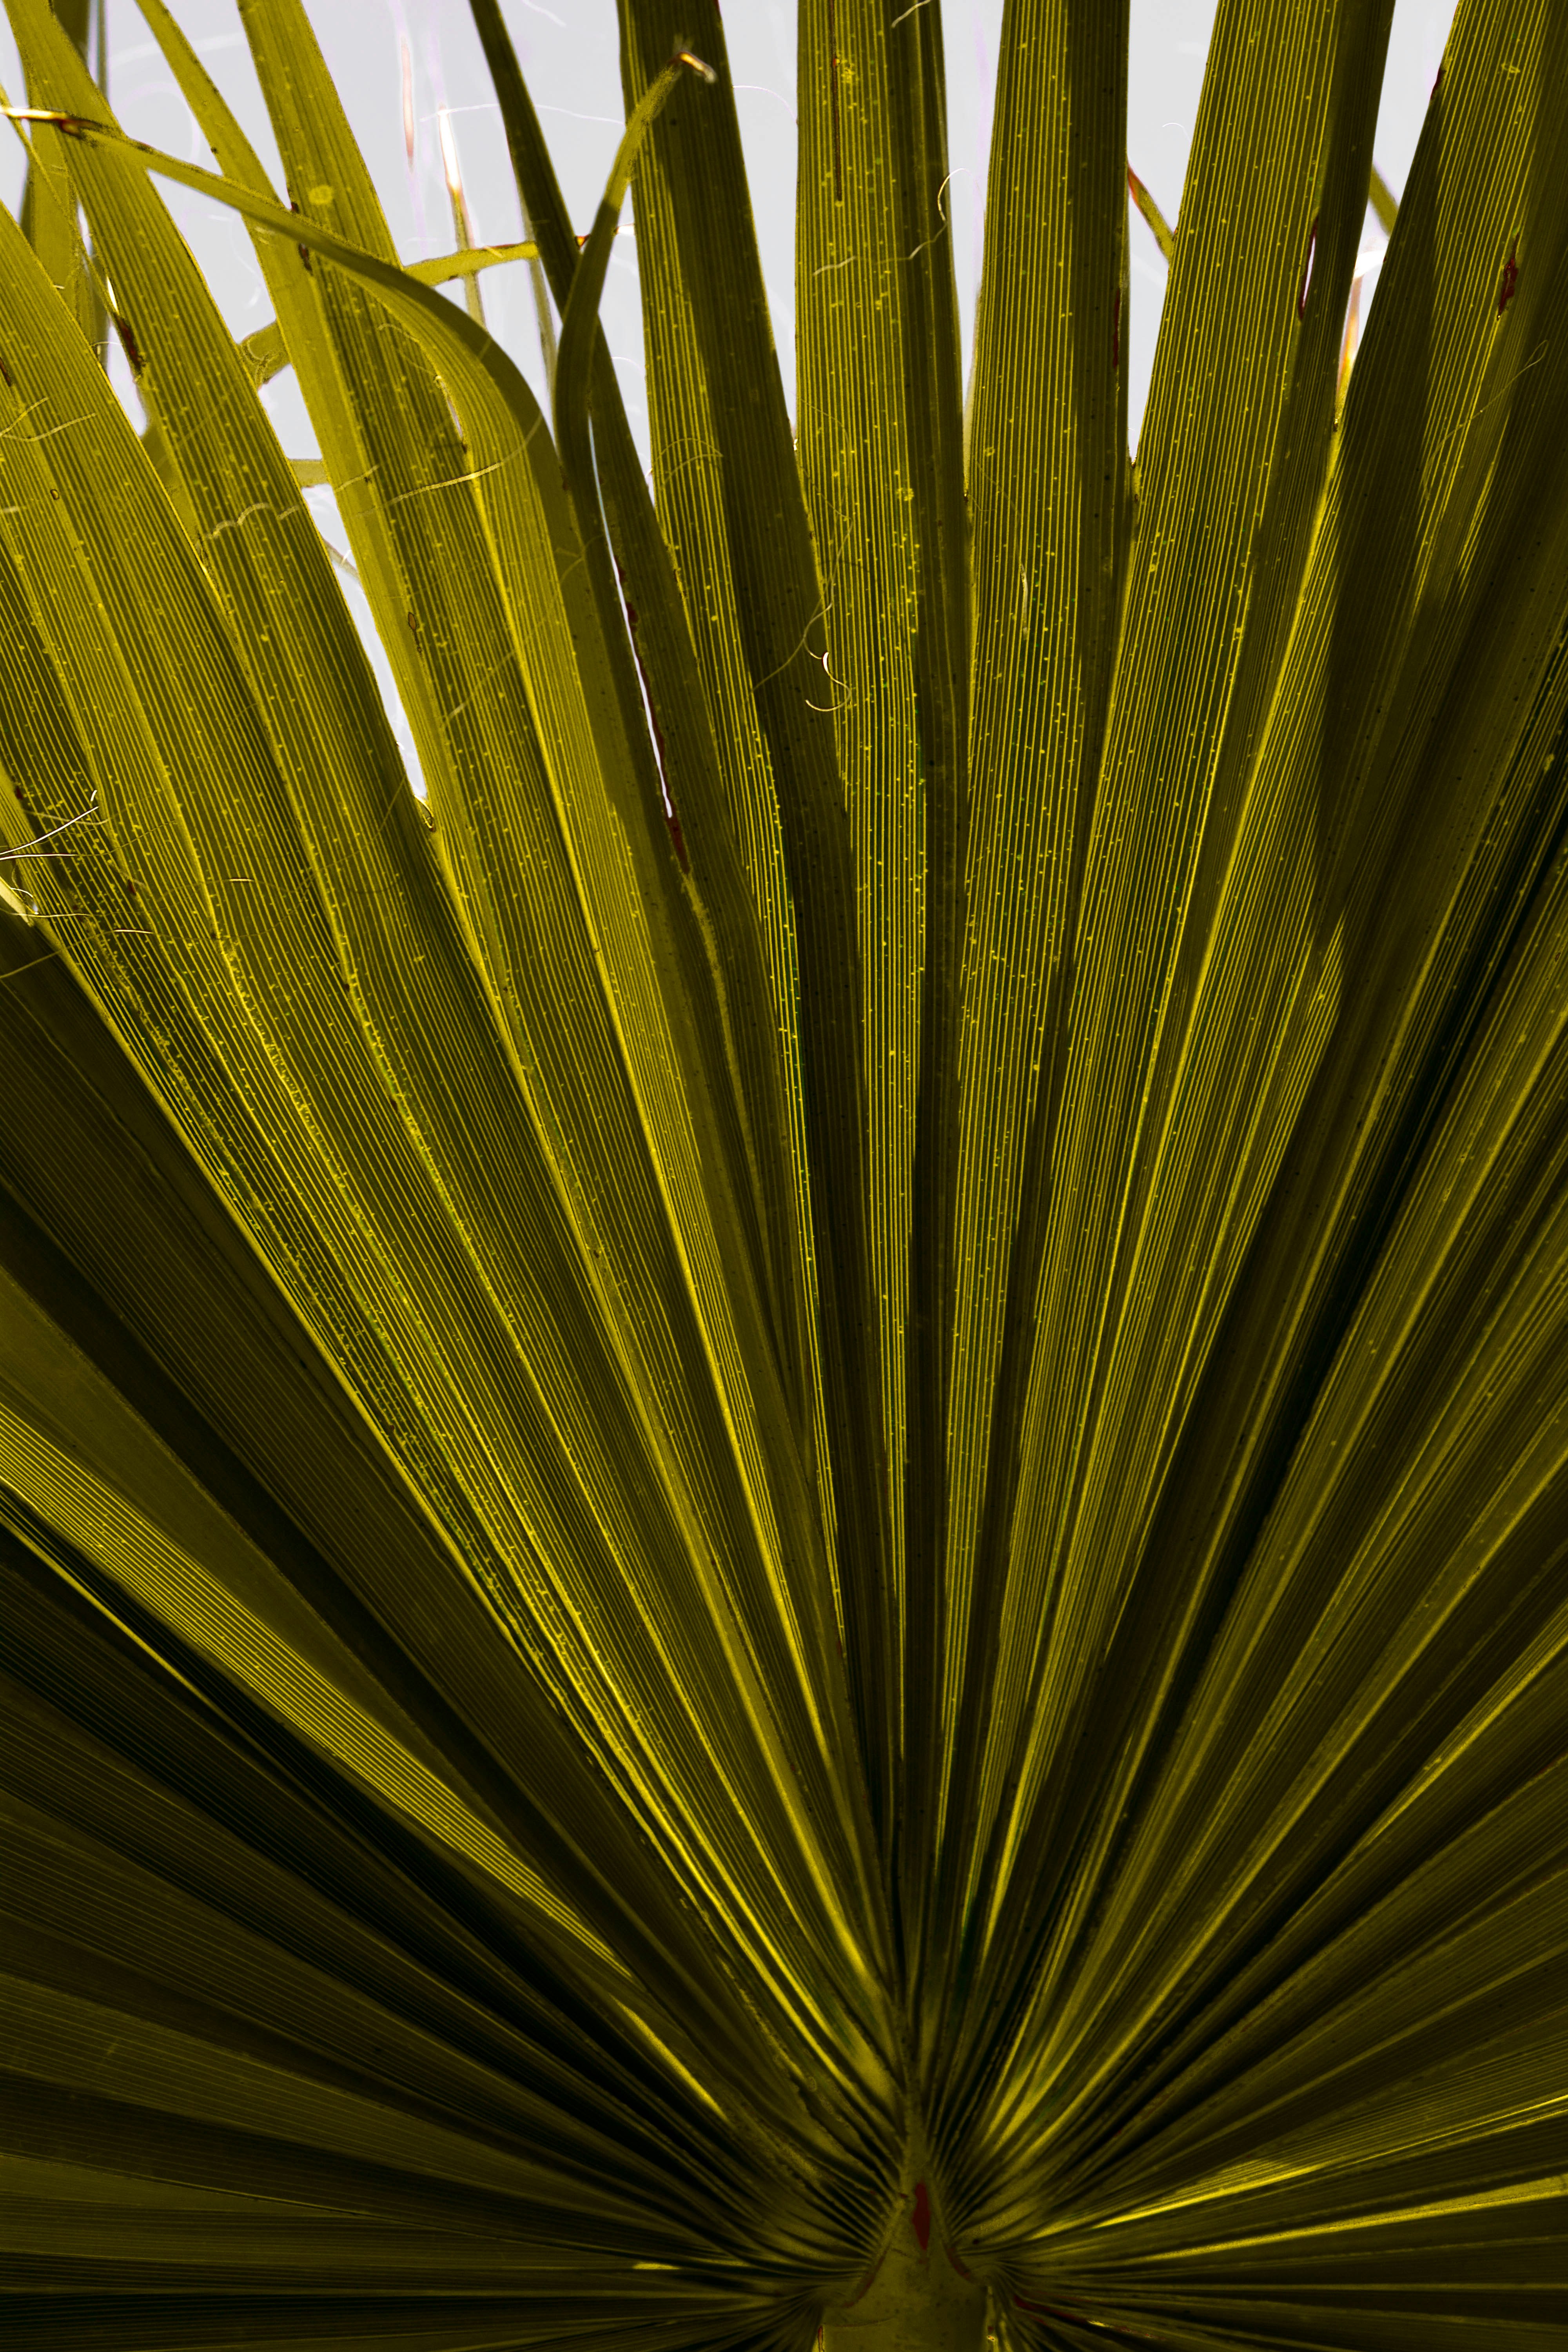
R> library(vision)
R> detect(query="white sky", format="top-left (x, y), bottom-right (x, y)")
top-left (0, 0), bottom-right (1458, 782)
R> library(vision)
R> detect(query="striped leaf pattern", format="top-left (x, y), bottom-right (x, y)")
top-left (1, 1), bottom-right (1564, 2345)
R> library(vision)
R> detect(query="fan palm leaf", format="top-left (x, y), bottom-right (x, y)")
top-left (1, 0), bottom-right (1565, 2345)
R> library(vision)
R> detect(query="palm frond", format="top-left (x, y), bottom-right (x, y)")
top-left (2, 0), bottom-right (1566, 2346)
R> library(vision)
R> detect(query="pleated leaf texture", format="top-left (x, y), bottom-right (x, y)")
top-left (2, 0), bottom-right (1567, 2346)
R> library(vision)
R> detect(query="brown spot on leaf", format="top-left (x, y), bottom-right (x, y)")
top-left (1497, 239), bottom-right (1519, 315)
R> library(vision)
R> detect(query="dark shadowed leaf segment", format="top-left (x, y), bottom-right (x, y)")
top-left (2, 0), bottom-right (1566, 2344)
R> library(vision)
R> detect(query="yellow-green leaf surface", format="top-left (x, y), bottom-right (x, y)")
top-left (794, 1), bottom-right (971, 1940)
top-left (620, 0), bottom-right (901, 1853)
top-left (10, 0), bottom-right (100, 358)
top-left (2, 0), bottom-right (1566, 2344)
top-left (1, 0), bottom-right (886, 2133)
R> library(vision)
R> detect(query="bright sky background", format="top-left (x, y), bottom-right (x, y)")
top-left (0, 0), bottom-right (1459, 781)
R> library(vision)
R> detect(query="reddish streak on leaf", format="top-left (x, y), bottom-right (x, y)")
top-left (112, 312), bottom-right (144, 381)
top-left (0, 349), bottom-right (12, 388)
top-left (944, 2241), bottom-right (973, 2279)
top-left (1296, 211), bottom-right (1319, 320)
top-left (911, 2180), bottom-right (932, 2252)
top-left (1112, 287), bottom-right (1122, 371)
top-left (1497, 240), bottom-right (1519, 315)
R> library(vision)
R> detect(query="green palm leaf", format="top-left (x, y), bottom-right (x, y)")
top-left (1, 0), bottom-right (1564, 2345)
